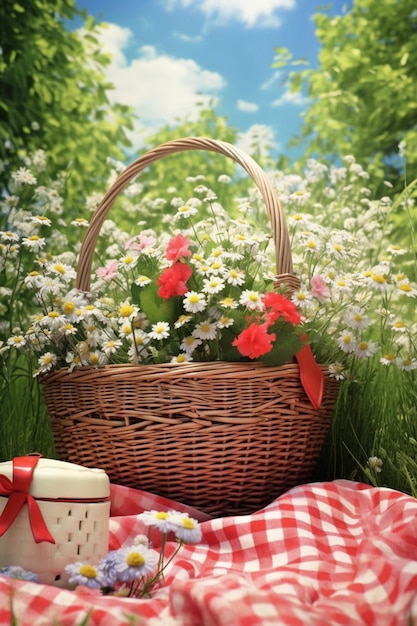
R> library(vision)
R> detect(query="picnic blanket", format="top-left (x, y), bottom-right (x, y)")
top-left (1, 479), bottom-right (416, 626)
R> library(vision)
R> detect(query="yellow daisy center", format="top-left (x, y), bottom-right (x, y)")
top-left (120, 304), bottom-right (134, 318)
top-left (62, 301), bottom-right (75, 315)
top-left (126, 552), bottom-right (145, 568)
top-left (79, 565), bottom-right (98, 579)
top-left (371, 273), bottom-right (386, 284)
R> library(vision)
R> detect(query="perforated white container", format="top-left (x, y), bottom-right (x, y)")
top-left (0, 457), bottom-right (110, 585)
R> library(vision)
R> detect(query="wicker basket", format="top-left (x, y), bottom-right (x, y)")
top-left (43, 137), bottom-right (339, 517)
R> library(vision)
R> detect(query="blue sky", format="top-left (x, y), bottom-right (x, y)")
top-left (76, 0), bottom-right (350, 158)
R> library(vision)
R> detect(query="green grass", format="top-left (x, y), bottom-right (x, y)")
top-left (0, 353), bottom-right (55, 462)
top-left (314, 361), bottom-right (417, 497)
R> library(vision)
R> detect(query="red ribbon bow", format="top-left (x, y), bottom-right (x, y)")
top-left (295, 344), bottom-right (324, 410)
top-left (0, 454), bottom-right (55, 544)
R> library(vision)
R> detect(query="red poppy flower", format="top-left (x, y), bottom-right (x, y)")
top-left (157, 262), bottom-right (192, 299)
top-left (232, 322), bottom-right (276, 359)
top-left (263, 292), bottom-right (301, 325)
top-left (165, 234), bottom-right (192, 262)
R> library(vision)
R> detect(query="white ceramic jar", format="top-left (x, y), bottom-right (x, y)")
top-left (0, 456), bottom-right (110, 585)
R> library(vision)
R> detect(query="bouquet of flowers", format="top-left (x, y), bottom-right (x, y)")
top-left (8, 180), bottom-right (306, 377)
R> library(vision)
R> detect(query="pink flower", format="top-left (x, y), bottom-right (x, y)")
top-left (96, 259), bottom-right (119, 281)
top-left (157, 262), bottom-right (193, 299)
top-left (232, 322), bottom-right (276, 359)
top-left (310, 275), bottom-right (331, 301)
top-left (165, 234), bottom-right (192, 262)
top-left (126, 233), bottom-right (156, 252)
top-left (263, 292), bottom-right (302, 325)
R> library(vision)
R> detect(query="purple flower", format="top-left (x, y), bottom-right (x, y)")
top-left (64, 562), bottom-right (106, 589)
top-left (0, 566), bottom-right (39, 582)
top-left (112, 545), bottom-right (158, 583)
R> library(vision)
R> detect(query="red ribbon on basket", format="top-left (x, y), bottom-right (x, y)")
top-left (295, 344), bottom-right (324, 410)
top-left (0, 454), bottom-right (55, 544)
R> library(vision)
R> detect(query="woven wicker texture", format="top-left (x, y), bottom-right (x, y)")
top-left (43, 137), bottom-right (338, 516)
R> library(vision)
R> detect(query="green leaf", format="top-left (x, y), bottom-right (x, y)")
top-left (217, 328), bottom-right (242, 362)
top-left (132, 282), bottom-right (178, 325)
top-left (259, 333), bottom-right (304, 367)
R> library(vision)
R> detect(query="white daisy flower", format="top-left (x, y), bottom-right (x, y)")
top-left (174, 205), bottom-right (198, 220)
top-left (118, 302), bottom-right (139, 321)
top-left (396, 357), bottom-right (417, 371)
top-left (328, 362), bottom-right (346, 380)
top-left (137, 510), bottom-right (176, 533)
top-left (180, 336), bottom-right (202, 354)
top-left (149, 322), bottom-right (170, 340)
top-left (367, 272), bottom-right (389, 292)
top-left (396, 282), bottom-right (417, 297)
top-left (337, 332), bottom-right (357, 354)
top-left (174, 314), bottom-right (192, 329)
top-left (354, 340), bottom-right (377, 359)
top-left (239, 290), bottom-right (264, 311)
top-left (30, 215), bottom-right (52, 227)
top-left (119, 323), bottom-right (134, 339)
top-left (171, 353), bottom-right (193, 364)
top-left (7, 335), bottom-right (26, 348)
top-left (21, 234), bottom-right (46, 252)
top-left (62, 322), bottom-right (77, 336)
top-left (102, 338), bottom-right (122, 356)
top-left (134, 275), bottom-right (152, 287)
top-left (224, 268), bottom-right (245, 286)
top-left (11, 167), bottom-right (37, 186)
top-left (119, 254), bottom-right (138, 269)
top-left (380, 353), bottom-right (396, 366)
top-left (183, 291), bottom-right (207, 313)
top-left (1, 230), bottom-right (19, 242)
top-left (168, 512), bottom-right (202, 543)
top-left (367, 456), bottom-right (383, 473)
top-left (47, 262), bottom-right (76, 282)
top-left (208, 259), bottom-right (224, 274)
top-left (217, 315), bottom-right (234, 329)
top-left (87, 350), bottom-right (108, 367)
top-left (37, 351), bottom-right (57, 373)
top-left (202, 276), bottom-right (225, 294)
top-left (343, 307), bottom-right (371, 331)
top-left (24, 271), bottom-right (43, 289)
top-left (71, 217), bottom-right (89, 228)
top-left (219, 297), bottom-right (238, 309)
top-left (193, 320), bottom-right (217, 341)
top-left (37, 278), bottom-right (63, 299)
top-left (390, 319), bottom-right (407, 333)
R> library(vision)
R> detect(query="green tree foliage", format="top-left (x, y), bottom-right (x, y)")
top-left (0, 0), bottom-right (134, 211)
top-left (276, 0), bottom-right (417, 188)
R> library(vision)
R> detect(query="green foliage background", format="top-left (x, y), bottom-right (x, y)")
top-left (0, 0), bottom-right (134, 211)
top-left (277, 0), bottom-right (417, 190)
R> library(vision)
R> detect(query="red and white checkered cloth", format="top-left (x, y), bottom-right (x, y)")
top-left (1, 479), bottom-right (417, 626)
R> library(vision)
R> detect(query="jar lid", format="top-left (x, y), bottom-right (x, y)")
top-left (0, 457), bottom-right (110, 500)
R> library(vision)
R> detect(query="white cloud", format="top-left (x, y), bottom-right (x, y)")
top-left (237, 99), bottom-right (259, 113)
top-left (166, 0), bottom-right (296, 28)
top-left (236, 124), bottom-right (280, 157)
top-left (260, 70), bottom-right (283, 91)
top-left (94, 23), bottom-right (133, 66)
top-left (94, 24), bottom-right (226, 150)
top-left (272, 89), bottom-right (308, 107)
top-left (173, 32), bottom-right (203, 43)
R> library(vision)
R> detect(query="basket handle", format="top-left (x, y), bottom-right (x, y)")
top-left (76, 136), bottom-right (299, 292)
